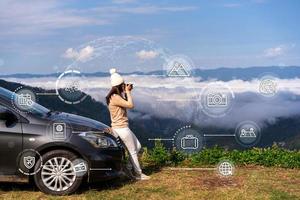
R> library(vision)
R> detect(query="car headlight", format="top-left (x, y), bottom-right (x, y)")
top-left (79, 132), bottom-right (118, 148)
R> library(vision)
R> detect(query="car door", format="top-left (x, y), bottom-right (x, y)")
top-left (0, 104), bottom-right (23, 175)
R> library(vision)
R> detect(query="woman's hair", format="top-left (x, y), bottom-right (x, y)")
top-left (106, 83), bottom-right (125, 105)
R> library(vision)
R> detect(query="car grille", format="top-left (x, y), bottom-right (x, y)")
top-left (115, 136), bottom-right (124, 148)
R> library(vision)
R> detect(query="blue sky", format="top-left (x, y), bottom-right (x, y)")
top-left (0, 0), bottom-right (300, 74)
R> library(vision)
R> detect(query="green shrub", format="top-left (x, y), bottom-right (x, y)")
top-left (169, 148), bottom-right (186, 165)
top-left (147, 141), bottom-right (170, 166)
top-left (142, 143), bottom-right (300, 169)
top-left (190, 146), bottom-right (228, 165)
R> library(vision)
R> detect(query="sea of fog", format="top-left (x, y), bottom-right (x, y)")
top-left (4, 76), bottom-right (300, 129)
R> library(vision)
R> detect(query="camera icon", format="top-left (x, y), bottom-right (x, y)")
top-left (207, 92), bottom-right (228, 107)
top-left (52, 123), bottom-right (66, 140)
top-left (180, 135), bottom-right (199, 150)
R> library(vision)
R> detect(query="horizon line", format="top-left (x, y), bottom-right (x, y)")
top-left (0, 65), bottom-right (300, 77)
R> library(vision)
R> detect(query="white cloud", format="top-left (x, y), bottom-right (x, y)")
top-left (252, 0), bottom-right (268, 4)
top-left (64, 48), bottom-right (78, 60)
top-left (112, 0), bottom-right (137, 4)
top-left (264, 45), bottom-right (286, 58)
top-left (263, 44), bottom-right (295, 59)
top-left (63, 45), bottom-right (94, 62)
top-left (78, 46), bottom-right (94, 61)
top-left (223, 3), bottom-right (242, 8)
top-left (92, 5), bottom-right (198, 14)
top-left (0, 0), bottom-right (107, 35)
top-left (0, 0), bottom-right (197, 36)
top-left (5, 76), bottom-right (300, 129)
top-left (136, 50), bottom-right (159, 60)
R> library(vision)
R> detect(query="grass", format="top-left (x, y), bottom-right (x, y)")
top-left (0, 166), bottom-right (299, 200)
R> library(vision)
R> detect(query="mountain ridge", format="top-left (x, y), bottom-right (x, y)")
top-left (1, 66), bottom-right (300, 81)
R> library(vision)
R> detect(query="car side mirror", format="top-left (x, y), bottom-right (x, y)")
top-left (0, 110), bottom-right (18, 128)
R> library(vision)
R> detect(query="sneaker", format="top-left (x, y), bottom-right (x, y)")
top-left (135, 173), bottom-right (151, 181)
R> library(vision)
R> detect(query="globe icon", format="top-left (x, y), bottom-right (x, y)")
top-left (218, 161), bottom-right (234, 176)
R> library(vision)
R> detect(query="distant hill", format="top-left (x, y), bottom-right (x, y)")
top-left (192, 66), bottom-right (300, 81)
top-left (1, 66), bottom-right (300, 81)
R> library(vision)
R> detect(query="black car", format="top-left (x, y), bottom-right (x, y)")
top-left (0, 87), bottom-right (125, 195)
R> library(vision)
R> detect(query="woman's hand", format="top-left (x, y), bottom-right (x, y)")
top-left (125, 84), bottom-right (133, 92)
top-left (104, 127), bottom-right (113, 134)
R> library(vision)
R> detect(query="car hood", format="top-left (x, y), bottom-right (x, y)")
top-left (49, 112), bottom-right (109, 132)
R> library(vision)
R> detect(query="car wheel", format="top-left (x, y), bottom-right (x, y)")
top-left (34, 150), bottom-right (85, 195)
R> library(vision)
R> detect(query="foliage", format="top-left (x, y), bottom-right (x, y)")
top-left (142, 142), bottom-right (300, 169)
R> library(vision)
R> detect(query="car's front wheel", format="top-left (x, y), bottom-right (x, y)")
top-left (34, 150), bottom-right (85, 195)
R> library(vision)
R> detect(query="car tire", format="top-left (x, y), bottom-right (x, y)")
top-left (34, 150), bottom-right (85, 195)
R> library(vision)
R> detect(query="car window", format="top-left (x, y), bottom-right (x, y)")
top-left (27, 101), bottom-right (50, 117)
top-left (0, 87), bottom-right (50, 118)
top-left (0, 104), bottom-right (13, 123)
top-left (0, 104), bottom-right (7, 112)
top-left (0, 104), bottom-right (9, 119)
top-left (0, 87), bottom-right (13, 100)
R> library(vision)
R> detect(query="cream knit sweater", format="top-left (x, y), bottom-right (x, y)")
top-left (108, 91), bottom-right (134, 128)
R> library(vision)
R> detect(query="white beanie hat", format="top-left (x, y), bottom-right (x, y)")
top-left (110, 68), bottom-right (124, 86)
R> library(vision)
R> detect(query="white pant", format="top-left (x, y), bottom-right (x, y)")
top-left (113, 127), bottom-right (142, 175)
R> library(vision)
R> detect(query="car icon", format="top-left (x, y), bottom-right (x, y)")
top-left (240, 127), bottom-right (256, 138)
top-left (0, 87), bottom-right (125, 195)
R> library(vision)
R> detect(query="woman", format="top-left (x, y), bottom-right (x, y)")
top-left (106, 68), bottom-right (150, 181)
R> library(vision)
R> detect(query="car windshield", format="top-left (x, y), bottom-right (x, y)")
top-left (0, 87), bottom-right (50, 117)
top-left (26, 100), bottom-right (50, 117)
top-left (0, 87), bottom-right (13, 99)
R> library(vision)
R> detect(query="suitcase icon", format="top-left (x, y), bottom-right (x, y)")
top-left (181, 135), bottom-right (198, 150)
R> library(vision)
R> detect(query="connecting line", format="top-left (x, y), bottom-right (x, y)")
top-left (72, 131), bottom-right (104, 134)
top-left (126, 74), bottom-right (166, 77)
top-left (165, 167), bottom-right (216, 171)
top-left (72, 131), bottom-right (83, 134)
top-left (156, 99), bottom-right (199, 102)
top-left (36, 93), bottom-right (58, 96)
top-left (204, 134), bottom-right (235, 137)
top-left (89, 168), bottom-right (112, 171)
top-left (148, 138), bottom-right (174, 141)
